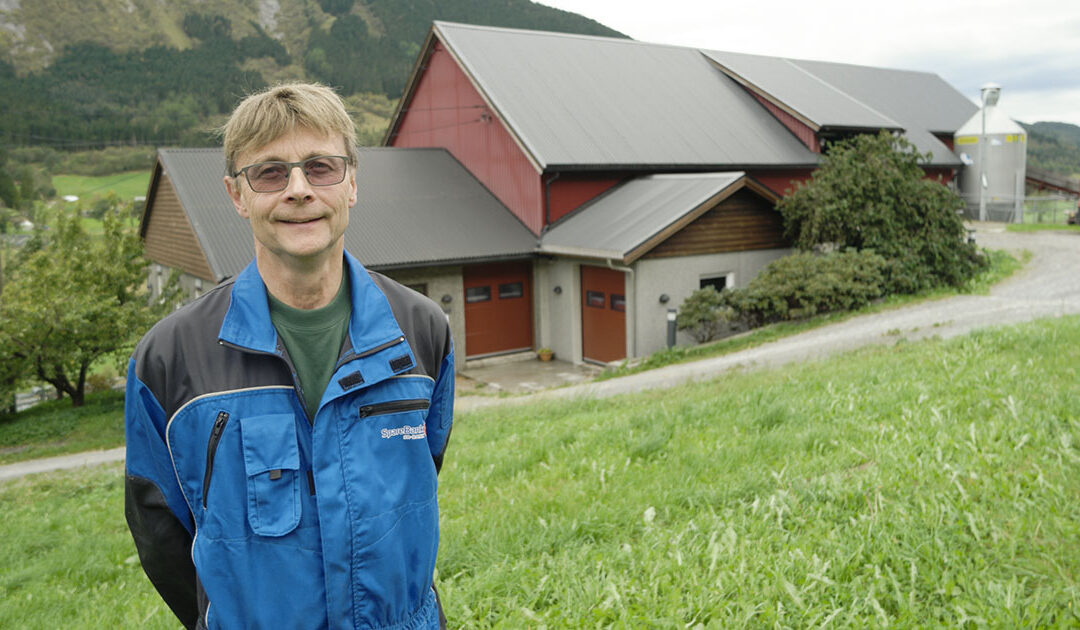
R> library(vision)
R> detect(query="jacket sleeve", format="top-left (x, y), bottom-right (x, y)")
top-left (425, 337), bottom-right (454, 474)
top-left (124, 357), bottom-right (199, 630)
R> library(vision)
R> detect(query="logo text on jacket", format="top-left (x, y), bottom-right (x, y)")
top-left (381, 424), bottom-right (427, 440)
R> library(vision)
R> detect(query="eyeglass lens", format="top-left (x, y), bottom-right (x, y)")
top-left (247, 156), bottom-right (347, 192)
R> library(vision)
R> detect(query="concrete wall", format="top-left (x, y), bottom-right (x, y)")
top-left (633, 248), bottom-right (791, 356)
top-left (533, 256), bottom-right (583, 364)
top-left (382, 265), bottom-right (465, 361)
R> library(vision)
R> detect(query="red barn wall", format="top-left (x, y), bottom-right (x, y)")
top-left (751, 93), bottom-right (820, 153)
top-left (547, 176), bottom-right (622, 223)
top-left (389, 41), bottom-right (545, 234)
top-left (752, 169), bottom-right (814, 197)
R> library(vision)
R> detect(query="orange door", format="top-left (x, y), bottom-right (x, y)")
top-left (581, 265), bottom-right (626, 363)
top-left (463, 262), bottom-right (533, 357)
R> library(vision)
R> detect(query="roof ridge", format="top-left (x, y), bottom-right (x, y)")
top-left (434, 20), bottom-right (691, 51)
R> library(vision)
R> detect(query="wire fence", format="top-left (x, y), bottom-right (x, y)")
top-left (1023, 194), bottom-right (1079, 225)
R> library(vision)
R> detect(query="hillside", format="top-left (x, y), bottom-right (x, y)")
top-left (0, 0), bottom-right (623, 149)
top-left (1022, 121), bottom-right (1080, 177)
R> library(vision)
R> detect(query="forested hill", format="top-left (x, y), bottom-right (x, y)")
top-left (0, 0), bottom-right (623, 149)
top-left (1022, 122), bottom-right (1080, 178)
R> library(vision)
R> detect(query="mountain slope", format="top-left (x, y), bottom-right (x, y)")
top-left (0, 0), bottom-right (623, 148)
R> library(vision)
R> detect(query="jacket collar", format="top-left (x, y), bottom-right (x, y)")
top-left (219, 252), bottom-right (405, 358)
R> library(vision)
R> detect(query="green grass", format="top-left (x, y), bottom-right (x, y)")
top-left (0, 391), bottom-right (125, 465)
top-left (2, 317), bottom-right (1079, 627)
top-left (52, 171), bottom-right (152, 202)
top-left (439, 316), bottom-right (1080, 627)
top-left (1023, 196), bottom-right (1077, 225)
top-left (598, 248), bottom-right (1025, 381)
top-left (0, 463), bottom-right (178, 629)
top-left (1008, 222), bottom-right (1080, 233)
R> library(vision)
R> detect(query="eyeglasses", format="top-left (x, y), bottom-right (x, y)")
top-left (232, 155), bottom-right (351, 193)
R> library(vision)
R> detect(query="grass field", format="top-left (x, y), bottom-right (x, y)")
top-left (0, 391), bottom-right (125, 466)
top-left (52, 171), bottom-right (152, 203)
top-left (2, 317), bottom-right (1079, 627)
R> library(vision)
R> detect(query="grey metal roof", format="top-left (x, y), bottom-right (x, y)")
top-left (701, 50), bottom-right (902, 131)
top-left (704, 50), bottom-right (976, 165)
top-left (150, 147), bottom-right (537, 280)
top-left (433, 22), bottom-right (820, 170)
top-left (431, 22), bottom-right (972, 170)
top-left (540, 172), bottom-right (747, 261)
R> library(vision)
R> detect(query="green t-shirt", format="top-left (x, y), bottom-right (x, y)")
top-left (268, 277), bottom-right (351, 420)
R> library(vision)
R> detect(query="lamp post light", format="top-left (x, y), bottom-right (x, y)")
top-left (978, 82), bottom-right (1001, 222)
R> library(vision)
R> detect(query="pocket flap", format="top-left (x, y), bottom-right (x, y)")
top-left (240, 414), bottom-right (300, 477)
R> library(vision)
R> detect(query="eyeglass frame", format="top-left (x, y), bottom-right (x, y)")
top-left (230, 155), bottom-right (353, 193)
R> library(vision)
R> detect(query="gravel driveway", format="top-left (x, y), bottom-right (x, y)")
top-left (460, 224), bottom-right (1080, 410)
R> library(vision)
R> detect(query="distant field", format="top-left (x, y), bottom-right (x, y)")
top-left (52, 171), bottom-right (152, 203)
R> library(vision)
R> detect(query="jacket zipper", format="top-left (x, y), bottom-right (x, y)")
top-left (202, 411), bottom-right (230, 509)
top-left (221, 335), bottom-right (408, 424)
top-left (335, 335), bottom-right (406, 370)
top-left (358, 399), bottom-right (430, 419)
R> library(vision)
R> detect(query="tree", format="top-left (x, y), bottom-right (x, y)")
top-left (0, 203), bottom-right (168, 406)
top-left (778, 131), bottom-right (986, 294)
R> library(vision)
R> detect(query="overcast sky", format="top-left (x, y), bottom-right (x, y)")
top-left (536, 0), bottom-right (1080, 127)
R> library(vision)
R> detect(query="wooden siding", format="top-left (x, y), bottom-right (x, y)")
top-left (389, 41), bottom-right (545, 234)
top-left (144, 174), bottom-right (215, 281)
top-left (643, 189), bottom-right (788, 258)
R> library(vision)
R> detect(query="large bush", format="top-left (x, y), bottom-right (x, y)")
top-left (779, 131), bottom-right (986, 294)
top-left (721, 250), bottom-right (888, 327)
top-left (676, 287), bottom-right (735, 343)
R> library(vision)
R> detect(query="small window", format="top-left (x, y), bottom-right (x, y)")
top-left (498, 282), bottom-right (523, 299)
top-left (700, 275), bottom-right (727, 293)
top-left (406, 283), bottom-right (428, 297)
top-left (465, 286), bottom-right (491, 303)
top-left (610, 294), bottom-right (625, 312)
top-left (586, 290), bottom-right (605, 308)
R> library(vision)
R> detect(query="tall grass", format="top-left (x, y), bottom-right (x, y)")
top-left (437, 317), bottom-right (1080, 627)
top-left (2, 317), bottom-right (1079, 628)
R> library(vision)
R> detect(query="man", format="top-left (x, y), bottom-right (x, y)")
top-left (124, 83), bottom-right (454, 630)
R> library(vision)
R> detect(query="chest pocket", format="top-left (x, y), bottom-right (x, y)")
top-left (240, 414), bottom-right (302, 537)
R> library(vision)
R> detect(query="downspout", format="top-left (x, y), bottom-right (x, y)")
top-left (606, 258), bottom-right (636, 359)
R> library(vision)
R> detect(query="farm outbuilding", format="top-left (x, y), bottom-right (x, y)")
top-left (140, 21), bottom-right (978, 365)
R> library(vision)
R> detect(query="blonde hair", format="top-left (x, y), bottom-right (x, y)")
top-left (221, 82), bottom-right (357, 176)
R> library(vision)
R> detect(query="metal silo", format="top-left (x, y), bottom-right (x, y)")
top-left (954, 83), bottom-right (1027, 222)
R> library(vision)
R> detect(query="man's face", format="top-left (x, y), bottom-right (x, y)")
top-left (225, 127), bottom-right (357, 268)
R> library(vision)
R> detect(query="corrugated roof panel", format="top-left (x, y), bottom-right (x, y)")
top-left (702, 50), bottom-right (900, 130)
top-left (435, 22), bottom-right (819, 169)
top-left (345, 147), bottom-right (537, 267)
top-left (793, 59), bottom-right (977, 134)
top-left (152, 147), bottom-right (536, 279)
top-left (541, 172), bottom-right (745, 259)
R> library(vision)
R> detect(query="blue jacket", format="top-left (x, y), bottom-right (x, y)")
top-left (125, 253), bottom-right (454, 630)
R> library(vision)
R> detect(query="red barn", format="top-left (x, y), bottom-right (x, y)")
top-left (382, 22), bottom-right (974, 363)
